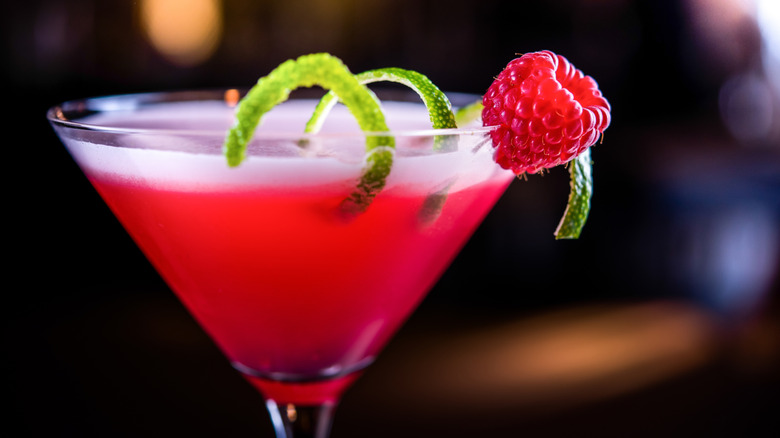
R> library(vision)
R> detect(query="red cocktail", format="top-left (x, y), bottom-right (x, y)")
top-left (49, 93), bottom-right (513, 436)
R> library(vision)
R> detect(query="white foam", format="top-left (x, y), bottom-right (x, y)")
top-left (59, 100), bottom-right (507, 194)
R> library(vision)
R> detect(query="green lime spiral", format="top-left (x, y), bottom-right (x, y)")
top-left (223, 53), bottom-right (394, 214)
top-left (305, 67), bottom-right (457, 137)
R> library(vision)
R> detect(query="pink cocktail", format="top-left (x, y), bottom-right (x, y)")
top-left (49, 91), bottom-right (513, 436)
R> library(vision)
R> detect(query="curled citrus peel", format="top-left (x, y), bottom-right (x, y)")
top-left (554, 148), bottom-right (592, 239)
top-left (303, 66), bottom-right (463, 223)
top-left (224, 53), bottom-right (394, 215)
top-left (225, 54), bottom-right (465, 219)
top-left (453, 100), bottom-right (484, 126)
top-left (305, 67), bottom-right (458, 151)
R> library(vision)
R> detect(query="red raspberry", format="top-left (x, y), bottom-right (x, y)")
top-left (482, 51), bottom-right (611, 174)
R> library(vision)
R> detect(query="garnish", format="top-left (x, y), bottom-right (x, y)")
top-left (482, 51), bottom-right (611, 174)
top-left (224, 51), bottom-right (611, 237)
top-left (481, 50), bottom-right (611, 238)
top-left (305, 67), bottom-right (457, 138)
top-left (302, 66), bottom-right (461, 222)
top-left (554, 148), bottom-right (592, 239)
top-left (454, 100), bottom-right (485, 126)
top-left (223, 53), bottom-right (393, 215)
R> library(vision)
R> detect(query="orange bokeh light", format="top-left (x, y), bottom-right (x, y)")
top-left (139, 0), bottom-right (222, 66)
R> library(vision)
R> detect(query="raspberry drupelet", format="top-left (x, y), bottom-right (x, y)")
top-left (482, 51), bottom-right (611, 175)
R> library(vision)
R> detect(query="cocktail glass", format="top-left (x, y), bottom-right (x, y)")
top-left (48, 90), bottom-right (514, 437)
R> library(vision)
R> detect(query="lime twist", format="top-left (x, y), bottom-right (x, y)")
top-left (302, 66), bottom-right (462, 223)
top-left (305, 67), bottom-right (458, 151)
top-left (224, 53), bottom-right (394, 215)
top-left (453, 100), bottom-right (484, 126)
top-left (225, 54), bottom-right (462, 218)
top-left (554, 148), bottom-right (592, 239)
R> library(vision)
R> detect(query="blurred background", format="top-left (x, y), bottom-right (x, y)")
top-left (5, 0), bottom-right (779, 436)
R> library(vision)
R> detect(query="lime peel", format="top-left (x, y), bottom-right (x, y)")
top-left (554, 148), bottom-right (593, 239)
top-left (302, 66), bottom-right (464, 222)
top-left (454, 100), bottom-right (484, 126)
top-left (305, 67), bottom-right (458, 151)
top-left (223, 53), bottom-right (394, 214)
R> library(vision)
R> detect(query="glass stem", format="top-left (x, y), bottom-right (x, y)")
top-left (266, 400), bottom-right (337, 438)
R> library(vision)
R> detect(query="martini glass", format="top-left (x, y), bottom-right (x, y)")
top-left (48, 90), bottom-right (514, 437)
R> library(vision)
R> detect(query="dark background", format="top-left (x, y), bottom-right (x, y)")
top-left (5, 0), bottom-right (780, 436)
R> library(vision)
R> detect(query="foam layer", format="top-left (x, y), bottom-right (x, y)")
top-left (58, 100), bottom-right (505, 194)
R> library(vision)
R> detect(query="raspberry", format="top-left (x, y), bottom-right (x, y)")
top-left (482, 51), bottom-right (611, 174)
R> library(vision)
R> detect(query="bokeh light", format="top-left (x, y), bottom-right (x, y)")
top-left (139, 0), bottom-right (223, 66)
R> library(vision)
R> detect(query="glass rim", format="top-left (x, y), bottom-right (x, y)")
top-left (46, 89), bottom-right (497, 138)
